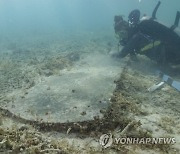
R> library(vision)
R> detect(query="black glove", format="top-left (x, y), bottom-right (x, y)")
top-left (119, 39), bottom-right (127, 46)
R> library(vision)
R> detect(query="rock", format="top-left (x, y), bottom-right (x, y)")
top-left (19, 125), bottom-right (29, 131)
top-left (0, 127), bottom-right (5, 135)
top-left (66, 53), bottom-right (80, 61)
top-left (42, 69), bottom-right (53, 77)
top-left (81, 112), bottom-right (86, 116)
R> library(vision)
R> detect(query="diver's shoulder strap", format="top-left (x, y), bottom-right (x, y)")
top-left (171, 11), bottom-right (180, 30)
top-left (151, 1), bottom-right (161, 20)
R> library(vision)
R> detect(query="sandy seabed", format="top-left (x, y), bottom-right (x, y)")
top-left (0, 31), bottom-right (179, 153)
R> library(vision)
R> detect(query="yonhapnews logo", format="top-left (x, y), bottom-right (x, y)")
top-left (99, 133), bottom-right (113, 148)
top-left (99, 133), bottom-right (176, 148)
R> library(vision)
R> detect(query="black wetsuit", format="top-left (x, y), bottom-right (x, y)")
top-left (119, 19), bottom-right (180, 64)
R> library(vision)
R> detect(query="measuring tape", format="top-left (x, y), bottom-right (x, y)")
top-left (156, 70), bottom-right (180, 92)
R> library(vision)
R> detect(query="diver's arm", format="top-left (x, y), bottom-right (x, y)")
top-left (118, 33), bottom-right (143, 58)
top-left (118, 32), bottom-right (152, 58)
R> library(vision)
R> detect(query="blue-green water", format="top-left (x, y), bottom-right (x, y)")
top-left (0, 0), bottom-right (179, 37)
top-left (0, 0), bottom-right (179, 153)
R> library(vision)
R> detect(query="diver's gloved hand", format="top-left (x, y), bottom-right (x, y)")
top-left (119, 39), bottom-right (127, 46)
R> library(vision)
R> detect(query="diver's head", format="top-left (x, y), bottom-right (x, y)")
top-left (114, 15), bottom-right (128, 33)
top-left (128, 9), bottom-right (140, 27)
top-left (114, 15), bottom-right (124, 32)
top-left (114, 15), bottom-right (123, 23)
top-left (114, 15), bottom-right (129, 44)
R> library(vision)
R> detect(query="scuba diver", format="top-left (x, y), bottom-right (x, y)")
top-left (113, 1), bottom-right (180, 66)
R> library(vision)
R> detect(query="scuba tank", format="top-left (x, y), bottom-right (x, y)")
top-left (139, 1), bottom-right (180, 47)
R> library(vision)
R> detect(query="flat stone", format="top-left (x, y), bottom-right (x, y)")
top-left (4, 53), bottom-right (126, 123)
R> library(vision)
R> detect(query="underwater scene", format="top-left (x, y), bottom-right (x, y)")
top-left (0, 0), bottom-right (180, 153)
